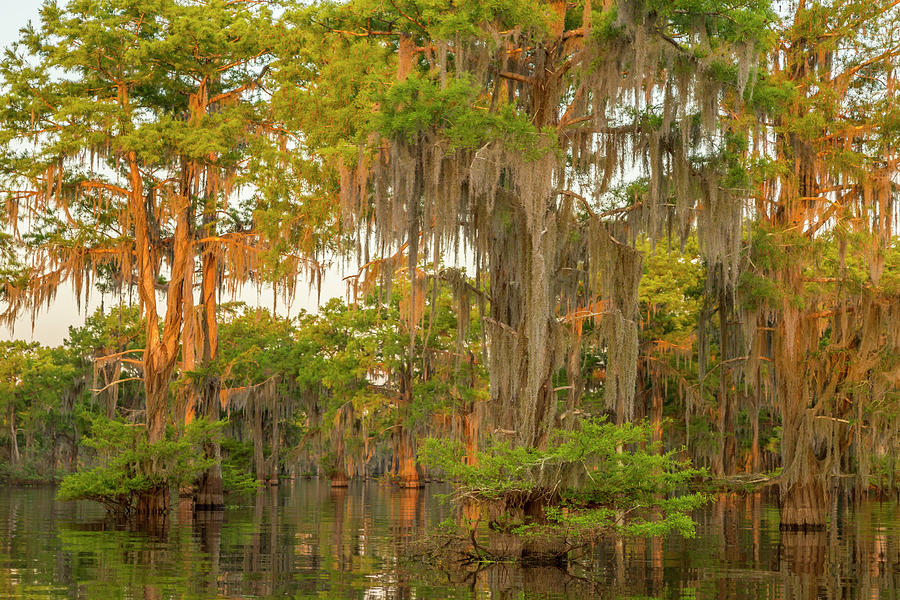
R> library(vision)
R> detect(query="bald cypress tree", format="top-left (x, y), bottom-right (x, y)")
top-left (744, 0), bottom-right (900, 529)
top-left (277, 0), bottom-right (770, 512)
top-left (0, 0), bottom-right (279, 516)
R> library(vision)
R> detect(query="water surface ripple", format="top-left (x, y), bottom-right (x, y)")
top-left (0, 481), bottom-right (897, 599)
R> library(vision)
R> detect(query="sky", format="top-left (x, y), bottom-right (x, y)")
top-left (0, 1), bottom-right (346, 346)
top-left (1, 2), bottom-right (42, 48)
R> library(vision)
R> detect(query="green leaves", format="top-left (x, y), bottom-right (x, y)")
top-left (377, 73), bottom-right (545, 156)
top-left (0, 341), bottom-right (78, 455)
top-left (638, 235), bottom-right (704, 341)
top-left (57, 416), bottom-right (221, 514)
top-left (421, 417), bottom-right (708, 540)
top-left (0, 0), bottom-right (287, 325)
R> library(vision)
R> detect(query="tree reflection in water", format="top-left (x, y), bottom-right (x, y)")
top-left (0, 484), bottom-right (897, 598)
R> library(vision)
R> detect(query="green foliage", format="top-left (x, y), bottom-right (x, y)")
top-left (377, 74), bottom-right (546, 158)
top-left (222, 462), bottom-right (263, 497)
top-left (421, 418), bottom-right (707, 540)
top-left (869, 453), bottom-right (900, 494)
top-left (0, 340), bottom-right (80, 481)
top-left (638, 236), bottom-right (705, 341)
top-left (57, 417), bottom-right (220, 514)
top-left (645, 0), bottom-right (774, 48)
top-left (65, 305), bottom-right (145, 358)
top-left (287, 276), bottom-right (485, 477)
top-left (211, 429), bottom-right (263, 497)
top-left (0, 0), bottom-right (897, 551)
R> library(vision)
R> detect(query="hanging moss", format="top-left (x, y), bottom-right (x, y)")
top-left (311, 2), bottom-right (768, 497)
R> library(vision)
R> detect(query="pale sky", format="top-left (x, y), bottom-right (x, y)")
top-left (1, 2), bottom-right (42, 48)
top-left (0, 0), bottom-right (347, 346)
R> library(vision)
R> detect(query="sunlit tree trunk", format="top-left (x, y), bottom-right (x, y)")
top-left (395, 365), bottom-right (422, 488)
top-left (195, 199), bottom-right (224, 508)
top-left (130, 152), bottom-right (189, 518)
top-left (749, 391), bottom-right (761, 473)
top-left (266, 413), bottom-right (280, 484)
top-left (778, 335), bottom-right (828, 529)
top-left (252, 403), bottom-right (267, 484)
top-left (766, 33), bottom-right (831, 527)
top-left (650, 383), bottom-right (663, 452)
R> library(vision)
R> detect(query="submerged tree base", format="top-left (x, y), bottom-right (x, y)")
top-left (409, 526), bottom-right (569, 567)
top-left (195, 467), bottom-right (225, 511)
top-left (780, 481), bottom-right (828, 531)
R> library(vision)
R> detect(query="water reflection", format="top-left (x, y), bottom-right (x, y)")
top-left (0, 484), bottom-right (897, 599)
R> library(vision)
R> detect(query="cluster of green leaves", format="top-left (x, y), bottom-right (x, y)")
top-left (64, 305), bottom-right (145, 358)
top-left (291, 297), bottom-right (397, 460)
top-left (0, 340), bottom-right (78, 480)
top-left (646, 0), bottom-right (773, 47)
top-left (215, 304), bottom-right (296, 386)
top-left (638, 236), bottom-right (705, 342)
top-left (378, 74), bottom-right (545, 157)
top-left (219, 437), bottom-right (262, 494)
top-left (57, 417), bottom-right (220, 514)
top-left (421, 418), bottom-right (707, 540)
top-left (291, 277), bottom-right (485, 465)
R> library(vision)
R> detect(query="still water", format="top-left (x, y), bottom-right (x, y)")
top-left (0, 480), bottom-right (898, 599)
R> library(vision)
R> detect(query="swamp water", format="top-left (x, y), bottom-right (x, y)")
top-left (0, 480), bottom-right (898, 599)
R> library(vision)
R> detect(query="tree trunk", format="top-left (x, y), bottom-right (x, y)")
top-left (195, 455), bottom-right (224, 508)
top-left (129, 150), bottom-right (190, 519)
top-left (8, 403), bottom-right (18, 466)
top-left (779, 347), bottom-right (827, 530)
top-left (24, 427), bottom-right (32, 464)
top-left (780, 413), bottom-right (828, 530)
top-left (650, 382), bottom-right (663, 452)
top-left (463, 405), bottom-right (479, 466)
top-left (330, 470), bottom-right (348, 487)
top-left (396, 429), bottom-right (421, 488)
top-left (253, 404), bottom-right (266, 484)
top-left (50, 433), bottom-right (58, 477)
top-left (195, 382), bottom-right (224, 509)
top-left (716, 278), bottom-right (738, 476)
top-left (487, 194), bottom-right (558, 451)
top-left (749, 393), bottom-right (760, 473)
top-left (520, 498), bottom-right (567, 566)
top-left (69, 429), bottom-right (78, 472)
top-left (781, 479), bottom-right (827, 531)
top-left (267, 414), bottom-right (280, 484)
top-left (108, 361), bottom-right (121, 419)
top-left (137, 375), bottom-right (173, 517)
top-left (395, 368), bottom-right (422, 488)
top-left (191, 190), bottom-right (224, 510)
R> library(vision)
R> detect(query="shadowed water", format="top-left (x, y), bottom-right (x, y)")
top-left (0, 480), bottom-right (898, 599)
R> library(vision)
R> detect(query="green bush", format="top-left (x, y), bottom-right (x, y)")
top-left (57, 417), bottom-right (219, 515)
top-left (220, 437), bottom-right (261, 496)
top-left (420, 418), bottom-right (708, 542)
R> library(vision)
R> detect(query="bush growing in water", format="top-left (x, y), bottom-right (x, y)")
top-left (420, 418), bottom-right (707, 549)
top-left (57, 417), bottom-right (256, 515)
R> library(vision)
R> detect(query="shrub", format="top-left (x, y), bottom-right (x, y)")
top-left (57, 417), bottom-right (219, 515)
top-left (420, 418), bottom-right (708, 545)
